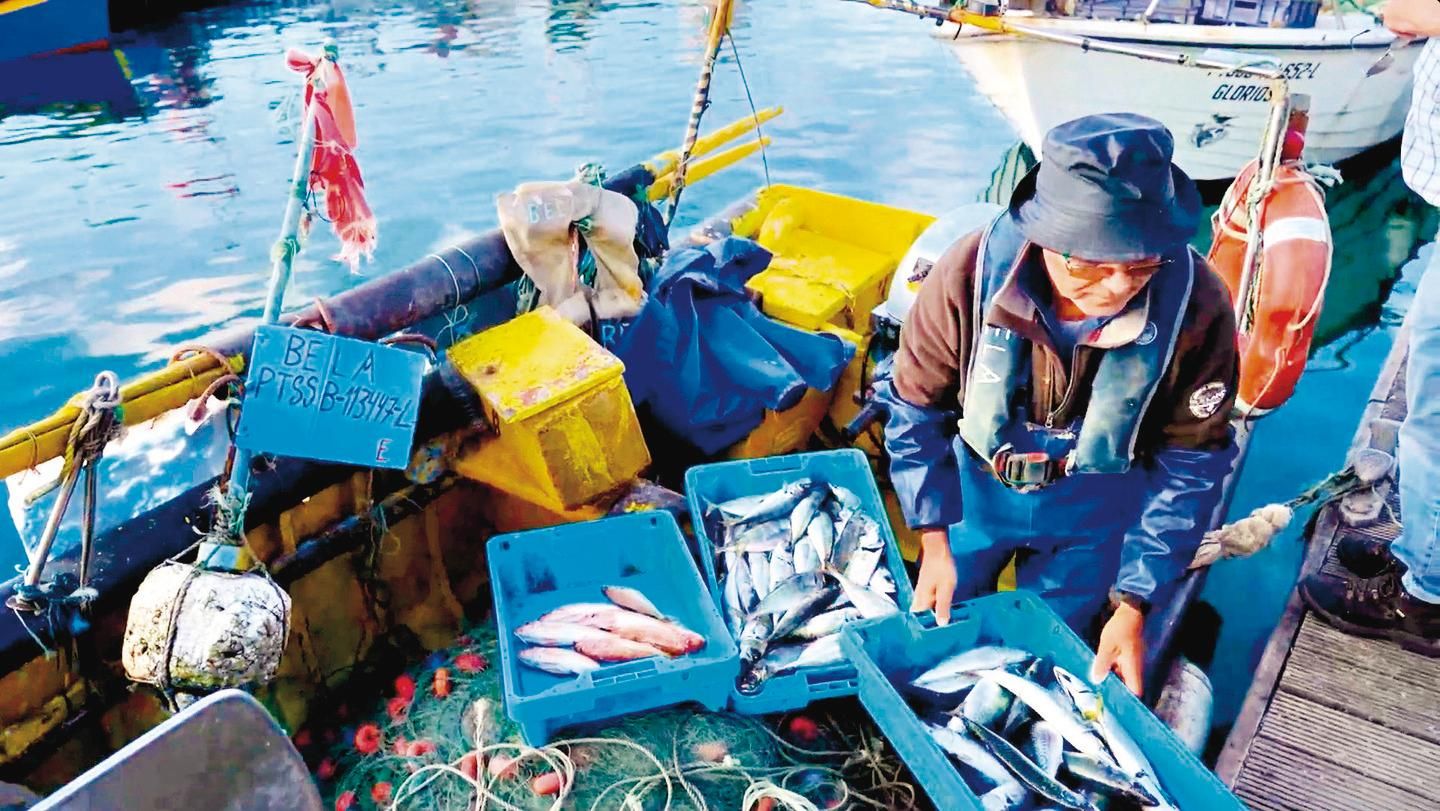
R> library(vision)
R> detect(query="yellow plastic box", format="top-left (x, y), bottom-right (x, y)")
top-left (724, 324), bottom-right (866, 460)
top-left (733, 185), bottom-right (934, 334)
top-left (449, 307), bottom-right (650, 511)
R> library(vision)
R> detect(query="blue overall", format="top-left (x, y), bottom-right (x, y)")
top-left (880, 215), bottom-right (1233, 632)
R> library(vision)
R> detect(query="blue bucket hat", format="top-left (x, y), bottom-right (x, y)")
top-left (1008, 113), bottom-right (1202, 262)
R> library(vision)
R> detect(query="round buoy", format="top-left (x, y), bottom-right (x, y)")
top-left (121, 560), bottom-right (290, 699)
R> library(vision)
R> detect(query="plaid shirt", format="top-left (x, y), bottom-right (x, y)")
top-left (1403, 39), bottom-right (1440, 206)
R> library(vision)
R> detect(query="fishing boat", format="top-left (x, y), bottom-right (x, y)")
top-left (865, 0), bottom-right (1420, 181)
top-left (0, 0), bottom-right (110, 62)
top-left (0, 19), bottom-right (1364, 808)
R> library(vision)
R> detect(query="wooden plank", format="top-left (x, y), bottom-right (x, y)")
top-left (1234, 737), bottom-right (1438, 811)
top-left (1217, 325), bottom-right (1412, 787)
top-left (1258, 690), bottom-right (1440, 802)
top-left (1283, 618), bottom-right (1440, 745)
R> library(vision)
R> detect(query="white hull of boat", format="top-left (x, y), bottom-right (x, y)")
top-left (936, 14), bottom-right (1421, 180)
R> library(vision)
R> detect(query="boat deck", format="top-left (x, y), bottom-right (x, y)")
top-left (1216, 324), bottom-right (1440, 810)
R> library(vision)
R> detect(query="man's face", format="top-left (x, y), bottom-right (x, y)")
top-left (1040, 249), bottom-right (1164, 318)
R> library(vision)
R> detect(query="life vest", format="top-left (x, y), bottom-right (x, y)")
top-left (956, 214), bottom-right (1194, 487)
top-left (1206, 160), bottom-right (1331, 416)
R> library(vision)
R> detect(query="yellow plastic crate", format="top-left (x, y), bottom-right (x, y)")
top-left (723, 324), bottom-right (866, 460)
top-left (448, 307), bottom-right (650, 511)
top-left (733, 186), bottom-right (935, 334)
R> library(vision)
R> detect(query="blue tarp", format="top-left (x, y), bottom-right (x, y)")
top-left (615, 236), bottom-right (855, 455)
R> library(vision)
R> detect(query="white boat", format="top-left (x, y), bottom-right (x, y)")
top-left (933, 9), bottom-right (1421, 180)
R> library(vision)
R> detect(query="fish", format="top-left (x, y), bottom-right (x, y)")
top-left (1062, 752), bottom-right (1162, 807)
top-left (790, 490), bottom-right (826, 543)
top-left (844, 547), bottom-right (884, 588)
top-left (979, 783), bottom-right (1028, 811)
top-left (709, 479), bottom-right (816, 527)
top-left (788, 607), bottom-right (860, 641)
top-left (575, 635), bottom-right (667, 662)
top-left (538, 602), bottom-right (627, 625)
top-left (960, 675), bottom-right (1012, 728)
top-left (721, 572), bottom-right (744, 636)
top-left (601, 585), bottom-right (665, 620)
top-left (868, 566), bottom-right (897, 596)
top-left (732, 553), bottom-right (757, 613)
top-left (963, 718), bottom-right (1098, 811)
top-left (747, 551), bottom-right (772, 601)
top-left (738, 613), bottom-right (774, 665)
top-left (793, 534), bottom-right (823, 574)
top-left (921, 721), bottom-right (1014, 788)
top-left (828, 483), bottom-right (863, 512)
top-left (778, 633), bottom-right (845, 673)
top-left (751, 571), bottom-right (834, 618)
top-left (514, 620), bottom-right (613, 647)
top-left (737, 636), bottom-right (838, 694)
top-left (519, 647), bottom-right (601, 676)
top-left (1052, 667), bottom-right (1173, 809)
top-left (827, 566), bottom-right (897, 619)
top-left (1023, 722), bottom-right (1064, 779)
top-left (804, 507), bottom-right (836, 561)
top-left (770, 584), bottom-right (845, 640)
top-left (851, 512), bottom-right (886, 549)
top-left (723, 519), bottom-right (791, 554)
top-left (911, 646), bottom-right (1031, 691)
top-left (999, 659), bottom-right (1044, 738)
top-left (979, 669), bottom-right (1112, 762)
top-left (768, 540), bottom-right (795, 594)
top-left (565, 609), bottom-right (705, 656)
top-left (829, 507), bottom-right (862, 567)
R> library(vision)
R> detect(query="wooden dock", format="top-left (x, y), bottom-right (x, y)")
top-left (1216, 324), bottom-right (1440, 810)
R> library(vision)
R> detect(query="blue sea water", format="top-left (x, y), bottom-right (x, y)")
top-left (0, 0), bottom-right (1432, 739)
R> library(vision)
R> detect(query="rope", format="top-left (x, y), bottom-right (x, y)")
top-left (728, 32), bottom-right (772, 189)
top-left (24, 373), bottom-right (123, 508)
top-left (153, 561), bottom-right (201, 711)
top-left (430, 253), bottom-right (471, 348)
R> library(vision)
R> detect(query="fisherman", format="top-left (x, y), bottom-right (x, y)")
top-left (1299, 0), bottom-right (1440, 652)
top-left (878, 113), bottom-right (1240, 695)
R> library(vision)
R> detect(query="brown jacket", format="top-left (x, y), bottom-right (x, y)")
top-left (892, 230), bottom-right (1239, 456)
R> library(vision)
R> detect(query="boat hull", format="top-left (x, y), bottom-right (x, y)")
top-left (0, 0), bottom-right (109, 62)
top-left (937, 15), bottom-right (1421, 180)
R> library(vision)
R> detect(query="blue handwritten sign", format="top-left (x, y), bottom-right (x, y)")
top-left (235, 325), bottom-right (427, 469)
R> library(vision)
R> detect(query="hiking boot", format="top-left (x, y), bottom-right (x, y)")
top-left (1300, 567), bottom-right (1440, 656)
top-left (1335, 535), bottom-right (1397, 578)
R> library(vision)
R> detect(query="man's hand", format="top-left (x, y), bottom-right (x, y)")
top-left (912, 529), bottom-right (958, 625)
top-left (1381, 0), bottom-right (1440, 38)
top-left (1090, 602), bottom-right (1146, 696)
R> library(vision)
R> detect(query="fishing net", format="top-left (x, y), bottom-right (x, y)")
top-left (309, 615), bottom-right (918, 811)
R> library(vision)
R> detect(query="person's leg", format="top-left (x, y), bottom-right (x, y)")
top-left (1014, 530), bottom-right (1124, 635)
top-left (1302, 250), bottom-right (1440, 654)
top-left (1393, 256), bottom-right (1440, 601)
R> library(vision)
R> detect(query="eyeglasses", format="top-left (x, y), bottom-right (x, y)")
top-left (1059, 253), bottom-right (1167, 283)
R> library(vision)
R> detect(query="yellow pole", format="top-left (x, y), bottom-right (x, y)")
top-left (646, 105), bottom-right (782, 179)
top-left (648, 137), bottom-right (772, 201)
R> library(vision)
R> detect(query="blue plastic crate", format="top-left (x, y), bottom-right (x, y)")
top-left (487, 511), bottom-right (739, 745)
top-left (839, 592), bottom-right (1246, 810)
top-left (683, 449), bottom-right (916, 715)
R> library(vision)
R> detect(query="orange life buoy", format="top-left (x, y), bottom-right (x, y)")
top-left (1206, 159), bottom-right (1332, 417)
